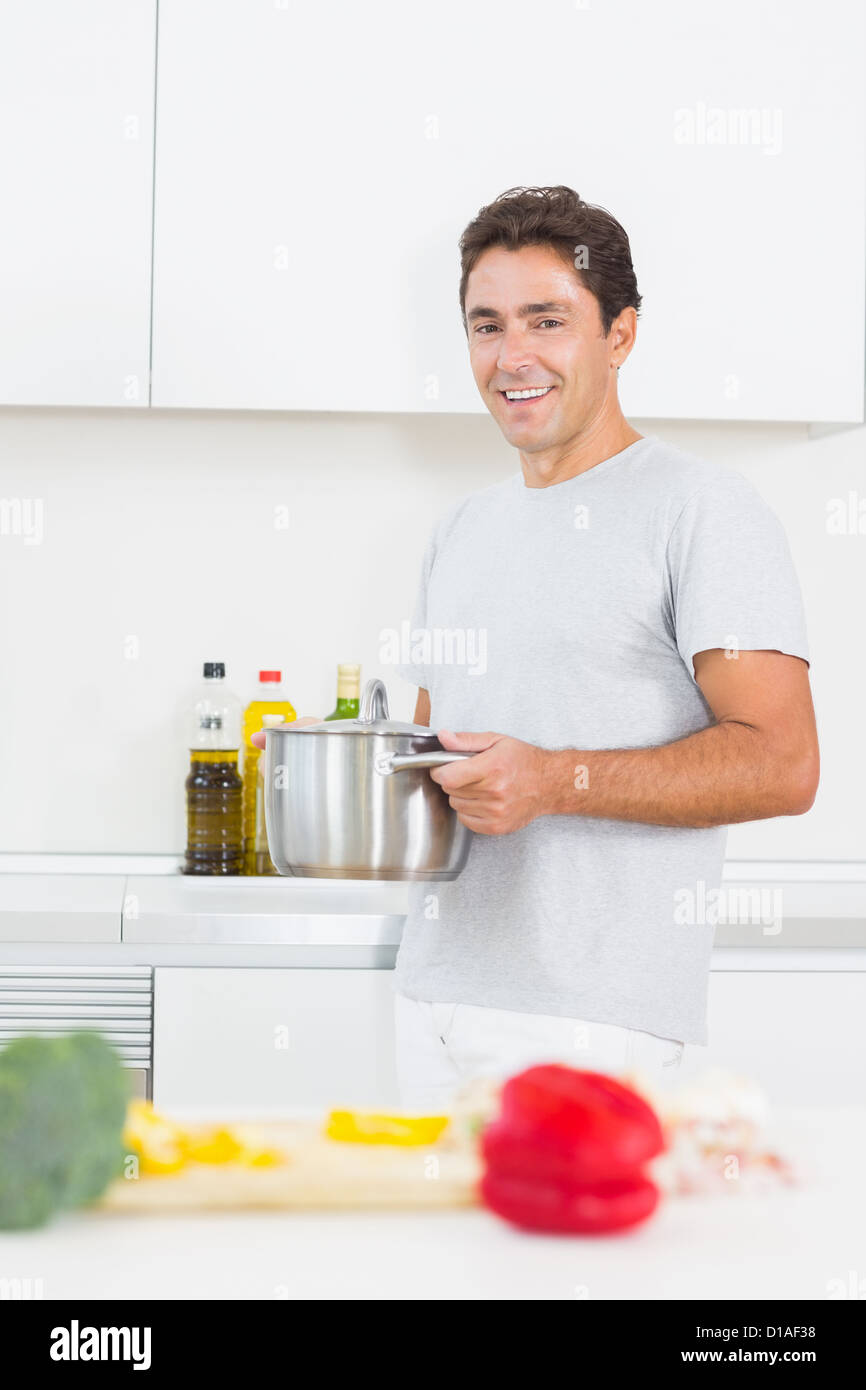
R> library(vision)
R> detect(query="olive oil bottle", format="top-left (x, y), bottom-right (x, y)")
top-left (183, 662), bottom-right (243, 876)
top-left (242, 670), bottom-right (296, 874)
top-left (324, 663), bottom-right (361, 721)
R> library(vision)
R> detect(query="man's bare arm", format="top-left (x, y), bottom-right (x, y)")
top-left (434, 650), bottom-right (820, 834)
top-left (537, 649), bottom-right (819, 828)
top-left (413, 688), bottom-right (430, 728)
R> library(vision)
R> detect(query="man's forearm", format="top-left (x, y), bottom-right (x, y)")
top-left (539, 720), bottom-right (812, 829)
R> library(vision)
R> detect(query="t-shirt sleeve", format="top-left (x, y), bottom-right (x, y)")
top-left (392, 529), bottom-right (437, 691)
top-left (665, 472), bottom-right (810, 679)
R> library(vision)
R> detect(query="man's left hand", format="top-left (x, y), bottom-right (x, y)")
top-left (429, 729), bottom-right (548, 835)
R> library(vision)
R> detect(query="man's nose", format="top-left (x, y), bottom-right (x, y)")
top-left (496, 326), bottom-right (534, 376)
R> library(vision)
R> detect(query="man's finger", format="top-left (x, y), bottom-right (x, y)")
top-left (250, 715), bottom-right (321, 749)
top-left (430, 729), bottom-right (502, 789)
top-left (437, 729), bottom-right (502, 753)
top-left (430, 749), bottom-right (493, 790)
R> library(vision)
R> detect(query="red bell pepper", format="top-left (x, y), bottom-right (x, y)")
top-left (480, 1065), bottom-right (664, 1235)
top-left (482, 1113), bottom-right (657, 1184)
top-left (499, 1065), bottom-right (663, 1161)
top-left (481, 1169), bottom-right (660, 1235)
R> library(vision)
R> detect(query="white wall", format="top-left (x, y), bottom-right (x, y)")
top-left (0, 407), bottom-right (861, 858)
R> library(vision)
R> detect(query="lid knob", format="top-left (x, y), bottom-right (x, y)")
top-left (358, 678), bottom-right (389, 724)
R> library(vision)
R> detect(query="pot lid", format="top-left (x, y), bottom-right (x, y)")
top-left (268, 679), bottom-right (438, 738)
top-left (292, 715), bottom-right (435, 736)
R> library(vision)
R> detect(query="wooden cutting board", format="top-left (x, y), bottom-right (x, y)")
top-left (98, 1120), bottom-right (482, 1213)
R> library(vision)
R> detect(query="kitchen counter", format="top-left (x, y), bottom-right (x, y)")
top-left (2, 855), bottom-right (866, 962)
top-left (1, 1105), bottom-right (863, 1300)
top-left (2, 856), bottom-right (864, 1113)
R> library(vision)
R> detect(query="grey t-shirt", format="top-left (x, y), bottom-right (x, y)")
top-left (393, 434), bottom-right (810, 1044)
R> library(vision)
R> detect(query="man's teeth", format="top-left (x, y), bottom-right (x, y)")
top-left (503, 386), bottom-right (553, 400)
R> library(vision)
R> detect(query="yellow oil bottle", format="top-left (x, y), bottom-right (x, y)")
top-left (242, 670), bottom-right (296, 874)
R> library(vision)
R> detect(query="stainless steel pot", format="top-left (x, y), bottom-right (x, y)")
top-left (263, 678), bottom-right (474, 880)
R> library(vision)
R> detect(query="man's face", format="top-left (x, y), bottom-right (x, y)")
top-left (464, 244), bottom-right (615, 452)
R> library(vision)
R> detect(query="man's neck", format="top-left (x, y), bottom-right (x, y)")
top-left (519, 415), bottom-right (644, 488)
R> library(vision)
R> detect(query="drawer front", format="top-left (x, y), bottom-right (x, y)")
top-left (681, 971), bottom-right (866, 1104)
top-left (153, 967), bottom-right (399, 1112)
top-left (0, 965), bottom-right (153, 1069)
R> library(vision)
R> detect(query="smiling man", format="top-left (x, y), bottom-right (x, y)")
top-left (391, 185), bottom-right (819, 1110)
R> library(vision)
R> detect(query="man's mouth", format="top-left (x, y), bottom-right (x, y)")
top-left (498, 386), bottom-right (555, 404)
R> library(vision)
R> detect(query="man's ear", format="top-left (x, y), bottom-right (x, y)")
top-left (609, 306), bottom-right (638, 369)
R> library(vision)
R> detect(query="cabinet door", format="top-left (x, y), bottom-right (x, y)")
top-left (152, 0), bottom-right (864, 421)
top-left (153, 967), bottom-right (400, 1113)
top-left (0, 1), bottom-right (156, 406)
top-left (680, 971), bottom-right (866, 1105)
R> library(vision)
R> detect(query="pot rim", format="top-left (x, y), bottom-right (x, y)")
top-left (264, 723), bottom-right (440, 739)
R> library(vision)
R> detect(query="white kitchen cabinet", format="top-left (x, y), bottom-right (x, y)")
top-left (152, 962), bottom-right (864, 1116)
top-left (151, 0), bottom-right (864, 422)
top-left (680, 970), bottom-right (866, 1105)
top-left (0, 1), bottom-right (156, 406)
top-left (153, 967), bottom-right (400, 1112)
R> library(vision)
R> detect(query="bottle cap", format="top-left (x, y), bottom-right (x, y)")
top-left (203, 662), bottom-right (225, 679)
top-left (336, 663), bottom-right (361, 699)
top-left (259, 670), bottom-right (281, 682)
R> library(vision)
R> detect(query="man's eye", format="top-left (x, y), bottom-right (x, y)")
top-left (538, 319), bottom-right (562, 329)
top-left (474, 324), bottom-right (499, 334)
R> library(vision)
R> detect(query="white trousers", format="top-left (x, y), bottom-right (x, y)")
top-left (394, 991), bottom-right (685, 1112)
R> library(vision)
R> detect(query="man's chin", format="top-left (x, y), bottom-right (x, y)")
top-left (488, 396), bottom-right (560, 449)
top-left (496, 419), bottom-right (555, 451)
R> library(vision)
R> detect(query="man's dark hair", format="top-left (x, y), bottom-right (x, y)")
top-left (458, 185), bottom-right (642, 336)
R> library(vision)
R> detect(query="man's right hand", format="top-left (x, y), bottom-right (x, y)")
top-left (250, 715), bottom-right (322, 751)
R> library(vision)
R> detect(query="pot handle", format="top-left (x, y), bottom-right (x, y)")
top-left (375, 750), bottom-right (474, 775)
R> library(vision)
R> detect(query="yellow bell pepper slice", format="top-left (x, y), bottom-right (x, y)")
top-left (124, 1102), bottom-right (287, 1171)
top-left (325, 1109), bottom-right (449, 1145)
top-left (183, 1126), bottom-right (246, 1164)
top-left (237, 1146), bottom-right (284, 1167)
top-left (123, 1100), bottom-right (187, 1174)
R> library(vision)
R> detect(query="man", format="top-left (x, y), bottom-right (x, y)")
top-left (388, 185), bottom-right (818, 1109)
top-left (253, 185), bottom-right (818, 1112)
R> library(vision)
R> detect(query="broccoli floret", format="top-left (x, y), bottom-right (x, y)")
top-left (0, 1031), bottom-right (130, 1230)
